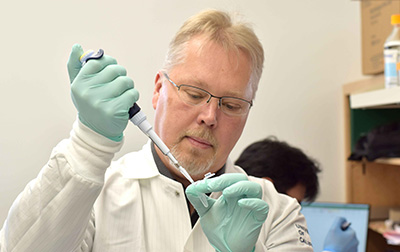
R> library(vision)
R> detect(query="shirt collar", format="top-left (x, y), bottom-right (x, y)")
top-left (151, 143), bottom-right (226, 228)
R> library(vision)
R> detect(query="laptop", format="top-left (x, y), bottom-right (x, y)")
top-left (301, 202), bottom-right (370, 252)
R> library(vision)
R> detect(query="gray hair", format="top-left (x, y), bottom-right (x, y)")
top-left (163, 9), bottom-right (264, 99)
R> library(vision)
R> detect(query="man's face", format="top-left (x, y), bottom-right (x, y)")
top-left (152, 35), bottom-right (253, 180)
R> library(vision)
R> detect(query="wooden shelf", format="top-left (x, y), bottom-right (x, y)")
top-left (350, 86), bottom-right (400, 109)
top-left (343, 76), bottom-right (400, 208)
top-left (375, 158), bottom-right (400, 166)
top-left (350, 158), bottom-right (400, 167)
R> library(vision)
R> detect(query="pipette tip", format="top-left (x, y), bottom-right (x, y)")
top-left (178, 166), bottom-right (195, 184)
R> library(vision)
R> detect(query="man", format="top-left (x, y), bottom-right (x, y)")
top-left (235, 136), bottom-right (321, 203)
top-left (0, 10), bottom-right (312, 251)
top-left (236, 136), bottom-right (359, 252)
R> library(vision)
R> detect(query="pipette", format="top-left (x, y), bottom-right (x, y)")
top-left (80, 49), bottom-right (104, 66)
top-left (128, 103), bottom-right (209, 208)
top-left (128, 104), bottom-right (193, 181)
top-left (80, 49), bottom-right (209, 207)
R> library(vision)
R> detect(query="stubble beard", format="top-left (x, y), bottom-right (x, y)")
top-left (170, 129), bottom-right (217, 177)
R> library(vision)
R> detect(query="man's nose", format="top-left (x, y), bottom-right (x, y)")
top-left (198, 97), bottom-right (219, 128)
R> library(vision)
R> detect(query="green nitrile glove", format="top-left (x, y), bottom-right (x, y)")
top-left (186, 174), bottom-right (269, 252)
top-left (67, 44), bottom-right (139, 141)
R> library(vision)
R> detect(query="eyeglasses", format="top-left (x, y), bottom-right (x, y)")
top-left (162, 72), bottom-right (253, 116)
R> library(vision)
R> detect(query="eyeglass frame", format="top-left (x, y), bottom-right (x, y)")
top-left (161, 71), bottom-right (253, 116)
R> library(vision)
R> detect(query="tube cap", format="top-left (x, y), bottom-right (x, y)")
top-left (391, 14), bottom-right (400, 25)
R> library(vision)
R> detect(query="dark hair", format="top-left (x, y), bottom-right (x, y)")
top-left (235, 136), bottom-right (321, 202)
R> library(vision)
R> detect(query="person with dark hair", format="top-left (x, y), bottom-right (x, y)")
top-left (235, 136), bottom-right (321, 203)
top-left (236, 136), bottom-right (360, 252)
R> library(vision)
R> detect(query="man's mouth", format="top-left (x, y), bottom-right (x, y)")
top-left (186, 136), bottom-right (213, 149)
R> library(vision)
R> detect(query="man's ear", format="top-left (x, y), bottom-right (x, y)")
top-left (152, 72), bottom-right (163, 109)
top-left (263, 177), bottom-right (274, 184)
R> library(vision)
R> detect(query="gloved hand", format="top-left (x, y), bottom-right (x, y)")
top-left (186, 173), bottom-right (269, 252)
top-left (323, 217), bottom-right (359, 252)
top-left (67, 44), bottom-right (139, 142)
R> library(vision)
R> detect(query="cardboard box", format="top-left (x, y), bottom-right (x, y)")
top-left (361, 1), bottom-right (400, 75)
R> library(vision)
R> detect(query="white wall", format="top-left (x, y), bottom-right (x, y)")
top-left (0, 0), bottom-right (365, 223)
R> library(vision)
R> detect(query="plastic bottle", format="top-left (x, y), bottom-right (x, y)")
top-left (384, 14), bottom-right (400, 88)
top-left (397, 62), bottom-right (400, 84)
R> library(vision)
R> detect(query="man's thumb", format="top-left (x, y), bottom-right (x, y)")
top-left (67, 43), bottom-right (84, 84)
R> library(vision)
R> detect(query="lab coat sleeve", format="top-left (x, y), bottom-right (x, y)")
top-left (243, 176), bottom-right (313, 251)
top-left (0, 120), bottom-right (123, 252)
top-left (259, 196), bottom-right (313, 251)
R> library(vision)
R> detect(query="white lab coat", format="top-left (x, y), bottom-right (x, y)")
top-left (0, 120), bottom-right (313, 252)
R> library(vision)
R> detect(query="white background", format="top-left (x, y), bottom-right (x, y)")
top-left (0, 0), bottom-right (367, 223)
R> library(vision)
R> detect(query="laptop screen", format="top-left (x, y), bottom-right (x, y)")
top-left (301, 202), bottom-right (370, 252)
